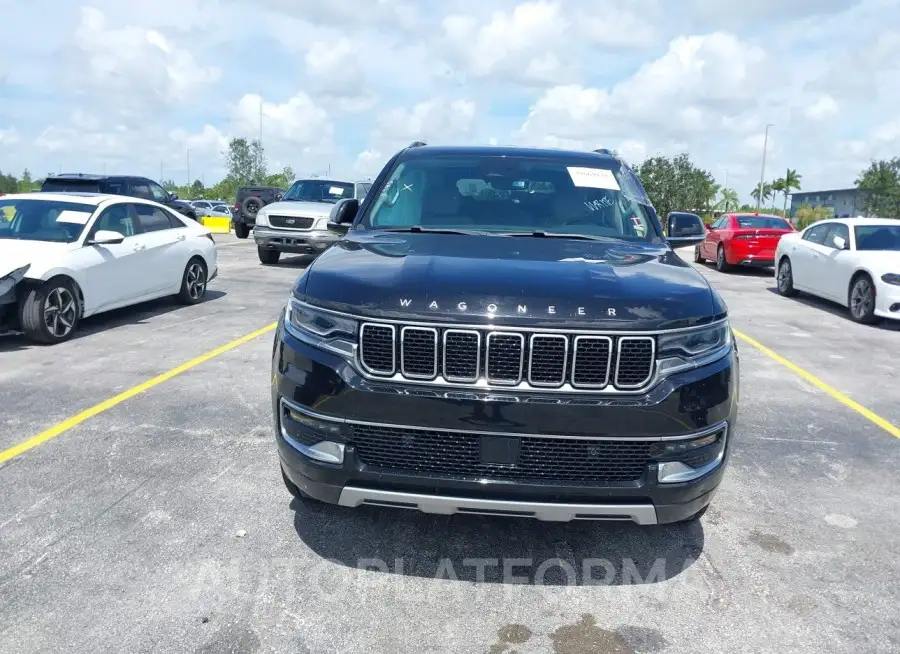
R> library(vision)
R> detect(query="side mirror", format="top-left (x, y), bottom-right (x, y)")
top-left (833, 236), bottom-right (847, 250)
top-left (705, 223), bottom-right (713, 231)
top-left (665, 212), bottom-right (706, 247)
top-left (327, 198), bottom-right (359, 235)
top-left (169, 192), bottom-right (178, 201)
top-left (88, 229), bottom-right (126, 245)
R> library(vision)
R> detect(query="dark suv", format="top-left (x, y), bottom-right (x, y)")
top-left (232, 186), bottom-right (285, 239)
top-left (40, 174), bottom-right (198, 220)
top-left (271, 144), bottom-right (738, 525)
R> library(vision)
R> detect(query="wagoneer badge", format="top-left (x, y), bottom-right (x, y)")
top-left (399, 299), bottom-right (617, 317)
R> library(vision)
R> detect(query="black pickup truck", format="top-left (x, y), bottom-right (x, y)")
top-left (270, 143), bottom-right (738, 526)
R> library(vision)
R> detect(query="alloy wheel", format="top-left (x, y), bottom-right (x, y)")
top-left (43, 287), bottom-right (77, 338)
top-left (778, 262), bottom-right (791, 292)
top-left (186, 262), bottom-right (207, 300)
top-left (850, 279), bottom-right (873, 319)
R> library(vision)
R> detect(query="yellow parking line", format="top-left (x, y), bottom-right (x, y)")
top-left (733, 329), bottom-right (900, 439)
top-left (0, 323), bottom-right (277, 465)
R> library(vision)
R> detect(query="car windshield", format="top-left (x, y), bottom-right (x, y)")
top-left (854, 224), bottom-right (900, 251)
top-left (736, 216), bottom-right (791, 229)
top-left (361, 155), bottom-right (659, 242)
top-left (41, 179), bottom-right (101, 193)
top-left (0, 199), bottom-right (95, 243)
top-left (282, 180), bottom-right (354, 203)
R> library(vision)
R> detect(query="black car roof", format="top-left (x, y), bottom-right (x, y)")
top-left (399, 145), bottom-right (619, 165)
top-left (47, 173), bottom-right (148, 181)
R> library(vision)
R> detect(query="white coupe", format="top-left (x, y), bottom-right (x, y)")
top-left (774, 217), bottom-right (900, 323)
top-left (0, 192), bottom-right (218, 343)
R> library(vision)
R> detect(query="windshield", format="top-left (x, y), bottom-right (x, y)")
top-left (361, 155), bottom-right (659, 242)
top-left (41, 179), bottom-right (102, 193)
top-left (855, 225), bottom-right (900, 251)
top-left (0, 199), bottom-right (95, 243)
top-left (736, 216), bottom-right (791, 229)
top-left (283, 180), bottom-right (354, 203)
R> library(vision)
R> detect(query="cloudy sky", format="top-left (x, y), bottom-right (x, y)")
top-left (1, 0), bottom-right (898, 202)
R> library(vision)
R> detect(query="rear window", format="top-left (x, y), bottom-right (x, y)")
top-left (735, 216), bottom-right (791, 229)
top-left (855, 225), bottom-right (900, 251)
top-left (41, 179), bottom-right (101, 193)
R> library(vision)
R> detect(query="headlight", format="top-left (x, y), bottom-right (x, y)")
top-left (0, 264), bottom-right (30, 297)
top-left (882, 273), bottom-right (900, 286)
top-left (656, 321), bottom-right (732, 377)
top-left (284, 297), bottom-right (357, 357)
top-left (255, 211), bottom-right (268, 226)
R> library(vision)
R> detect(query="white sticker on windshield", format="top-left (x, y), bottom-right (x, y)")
top-left (567, 167), bottom-right (620, 190)
top-left (328, 186), bottom-right (343, 195)
top-left (56, 210), bottom-right (92, 225)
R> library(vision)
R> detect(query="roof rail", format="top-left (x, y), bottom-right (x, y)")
top-left (408, 140), bottom-right (427, 148)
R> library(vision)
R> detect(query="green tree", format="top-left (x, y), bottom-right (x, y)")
top-left (777, 168), bottom-right (802, 216)
top-left (855, 157), bottom-right (900, 218)
top-left (634, 153), bottom-right (718, 220)
top-left (0, 170), bottom-right (18, 193)
top-left (18, 169), bottom-right (34, 192)
top-left (717, 188), bottom-right (739, 212)
top-left (750, 182), bottom-right (774, 207)
top-left (190, 179), bottom-right (205, 197)
top-left (771, 178), bottom-right (785, 211)
top-left (265, 165), bottom-right (294, 189)
top-left (223, 137), bottom-right (268, 185)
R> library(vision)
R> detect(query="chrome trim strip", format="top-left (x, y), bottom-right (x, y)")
top-left (527, 333), bottom-right (569, 387)
top-left (294, 298), bottom-right (728, 336)
top-left (570, 335), bottom-right (613, 389)
top-left (615, 336), bottom-right (656, 389)
top-left (359, 322), bottom-right (396, 376)
top-left (337, 487), bottom-right (658, 524)
top-left (442, 328), bottom-right (481, 383)
top-left (280, 397), bottom-right (728, 443)
top-left (485, 331), bottom-right (525, 385)
top-left (400, 326), bottom-right (438, 380)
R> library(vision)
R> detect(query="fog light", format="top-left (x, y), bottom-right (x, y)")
top-left (656, 425), bottom-right (727, 484)
top-left (279, 399), bottom-right (346, 464)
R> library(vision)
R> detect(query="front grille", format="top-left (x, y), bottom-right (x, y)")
top-left (268, 215), bottom-right (315, 229)
top-left (359, 321), bottom-right (658, 392)
top-left (351, 424), bottom-right (653, 484)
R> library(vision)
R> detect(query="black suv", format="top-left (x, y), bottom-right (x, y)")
top-left (232, 186), bottom-right (284, 239)
top-left (271, 144), bottom-right (738, 525)
top-left (40, 174), bottom-right (198, 220)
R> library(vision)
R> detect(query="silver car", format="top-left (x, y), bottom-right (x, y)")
top-left (252, 178), bottom-right (371, 265)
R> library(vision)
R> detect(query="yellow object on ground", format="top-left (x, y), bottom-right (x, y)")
top-left (200, 216), bottom-right (232, 234)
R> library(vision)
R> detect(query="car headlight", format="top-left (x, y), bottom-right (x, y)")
top-left (0, 264), bottom-right (30, 297)
top-left (255, 211), bottom-right (269, 226)
top-left (284, 297), bottom-right (357, 357)
top-left (881, 273), bottom-right (900, 286)
top-left (656, 321), bottom-right (732, 377)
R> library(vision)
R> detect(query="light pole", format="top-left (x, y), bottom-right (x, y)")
top-left (756, 123), bottom-right (773, 211)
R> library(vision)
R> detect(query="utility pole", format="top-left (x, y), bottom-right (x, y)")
top-left (756, 124), bottom-right (773, 211)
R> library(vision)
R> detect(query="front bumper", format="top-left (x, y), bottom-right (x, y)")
top-left (272, 318), bottom-right (740, 525)
top-left (254, 226), bottom-right (339, 255)
top-left (875, 279), bottom-right (900, 320)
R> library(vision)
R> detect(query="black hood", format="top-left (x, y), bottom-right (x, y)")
top-left (299, 232), bottom-right (723, 330)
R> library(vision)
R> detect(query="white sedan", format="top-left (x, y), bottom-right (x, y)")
top-left (0, 192), bottom-right (218, 343)
top-left (774, 216), bottom-right (900, 323)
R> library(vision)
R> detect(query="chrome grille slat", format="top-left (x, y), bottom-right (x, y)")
top-left (357, 322), bottom-right (659, 393)
top-left (268, 215), bottom-right (315, 229)
top-left (400, 326), bottom-right (438, 379)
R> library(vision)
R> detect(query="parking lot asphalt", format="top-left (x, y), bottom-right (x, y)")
top-left (1, 237), bottom-right (897, 654)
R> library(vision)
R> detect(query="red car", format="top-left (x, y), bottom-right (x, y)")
top-left (695, 213), bottom-right (795, 272)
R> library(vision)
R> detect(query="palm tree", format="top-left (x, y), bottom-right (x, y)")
top-left (717, 188), bottom-right (739, 212)
top-left (780, 168), bottom-right (802, 216)
top-left (750, 182), bottom-right (774, 207)
top-left (771, 178), bottom-right (785, 211)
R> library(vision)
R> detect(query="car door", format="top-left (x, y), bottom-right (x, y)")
top-left (73, 203), bottom-right (155, 313)
top-left (788, 223), bottom-right (831, 293)
top-left (131, 202), bottom-right (190, 293)
top-left (701, 217), bottom-right (725, 259)
top-left (818, 222), bottom-right (854, 303)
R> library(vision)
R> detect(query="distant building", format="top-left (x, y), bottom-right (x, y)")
top-left (789, 188), bottom-right (867, 218)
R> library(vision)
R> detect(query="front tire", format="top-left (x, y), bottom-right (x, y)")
top-left (177, 258), bottom-right (208, 304)
top-left (234, 222), bottom-right (250, 239)
top-left (258, 248), bottom-right (281, 265)
top-left (849, 275), bottom-right (878, 324)
top-left (715, 245), bottom-right (732, 272)
top-left (20, 279), bottom-right (80, 344)
top-left (694, 246), bottom-right (705, 264)
top-left (776, 258), bottom-right (798, 297)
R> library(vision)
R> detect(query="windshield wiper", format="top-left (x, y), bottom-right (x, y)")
top-left (500, 231), bottom-right (620, 242)
top-left (380, 227), bottom-right (494, 236)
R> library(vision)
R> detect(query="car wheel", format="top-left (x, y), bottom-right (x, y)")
top-left (258, 248), bottom-right (281, 265)
top-left (234, 222), bottom-right (250, 239)
top-left (177, 258), bottom-right (208, 304)
top-left (849, 274), bottom-right (878, 324)
top-left (715, 245), bottom-right (731, 272)
top-left (694, 246), bottom-right (705, 263)
top-left (776, 258), bottom-right (798, 297)
top-left (19, 278), bottom-right (80, 344)
top-left (241, 196), bottom-right (262, 219)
